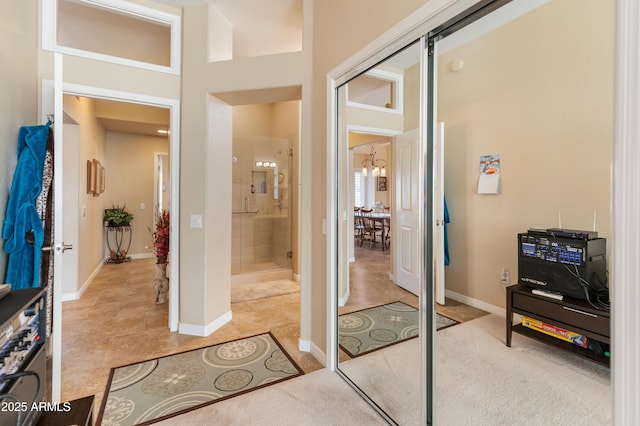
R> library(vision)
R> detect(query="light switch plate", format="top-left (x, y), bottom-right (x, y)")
top-left (190, 214), bottom-right (203, 228)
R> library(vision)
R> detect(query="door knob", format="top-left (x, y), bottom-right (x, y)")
top-left (55, 243), bottom-right (73, 253)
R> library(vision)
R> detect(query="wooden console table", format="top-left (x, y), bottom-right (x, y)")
top-left (506, 284), bottom-right (610, 366)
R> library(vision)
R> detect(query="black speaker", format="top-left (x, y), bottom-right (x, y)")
top-left (518, 232), bottom-right (607, 300)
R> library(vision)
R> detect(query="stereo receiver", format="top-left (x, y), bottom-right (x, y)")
top-left (518, 230), bottom-right (607, 300)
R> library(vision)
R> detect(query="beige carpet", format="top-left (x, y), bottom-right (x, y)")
top-left (153, 314), bottom-right (611, 425)
top-left (434, 314), bottom-right (610, 425)
top-left (231, 279), bottom-right (300, 303)
top-left (154, 368), bottom-right (386, 425)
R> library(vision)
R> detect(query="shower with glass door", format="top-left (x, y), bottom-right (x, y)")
top-left (231, 136), bottom-right (292, 284)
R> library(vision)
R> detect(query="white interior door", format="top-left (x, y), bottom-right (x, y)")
top-left (393, 128), bottom-right (421, 295)
top-left (51, 53), bottom-right (65, 403)
top-left (61, 124), bottom-right (79, 297)
top-left (434, 122), bottom-right (445, 305)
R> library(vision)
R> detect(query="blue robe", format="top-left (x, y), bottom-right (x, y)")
top-left (444, 196), bottom-right (450, 266)
top-left (3, 123), bottom-right (51, 289)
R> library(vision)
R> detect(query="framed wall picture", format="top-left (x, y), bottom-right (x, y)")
top-left (92, 159), bottom-right (99, 196)
top-left (377, 176), bottom-right (387, 191)
top-left (99, 164), bottom-right (106, 193)
top-left (86, 160), bottom-right (93, 194)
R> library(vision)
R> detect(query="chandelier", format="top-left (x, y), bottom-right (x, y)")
top-left (362, 146), bottom-right (386, 177)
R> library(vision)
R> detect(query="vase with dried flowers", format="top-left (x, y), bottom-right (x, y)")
top-left (152, 209), bottom-right (170, 304)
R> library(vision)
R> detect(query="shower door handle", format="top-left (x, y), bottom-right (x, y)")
top-left (232, 198), bottom-right (258, 214)
top-left (244, 197), bottom-right (259, 213)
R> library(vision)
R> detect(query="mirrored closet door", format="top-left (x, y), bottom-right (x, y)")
top-left (332, 0), bottom-right (613, 424)
top-left (334, 40), bottom-right (425, 425)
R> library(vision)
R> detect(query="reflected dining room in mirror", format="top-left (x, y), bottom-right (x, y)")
top-left (354, 206), bottom-right (390, 251)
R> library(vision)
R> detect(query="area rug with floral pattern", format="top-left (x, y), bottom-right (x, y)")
top-left (338, 301), bottom-right (459, 358)
top-left (96, 332), bottom-right (303, 425)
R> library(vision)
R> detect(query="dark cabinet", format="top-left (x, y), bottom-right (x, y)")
top-left (506, 284), bottom-right (610, 366)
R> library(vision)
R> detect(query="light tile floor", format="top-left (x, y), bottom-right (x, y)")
top-left (60, 246), bottom-right (487, 414)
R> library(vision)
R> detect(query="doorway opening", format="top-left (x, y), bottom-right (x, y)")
top-left (47, 79), bottom-right (180, 402)
top-left (230, 101), bottom-right (300, 289)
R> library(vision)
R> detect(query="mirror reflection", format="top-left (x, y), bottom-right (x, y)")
top-left (433, 0), bottom-right (612, 422)
top-left (335, 0), bottom-right (612, 424)
top-left (336, 40), bottom-right (422, 425)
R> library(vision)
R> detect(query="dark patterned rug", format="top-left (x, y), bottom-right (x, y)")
top-left (97, 332), bottom-right (303, 425)
top-left (338, 301), bottom-right (459, 358)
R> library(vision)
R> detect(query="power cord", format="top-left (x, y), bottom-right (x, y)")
top-left (563, 264), bottom-right (610, 311)
top-left (0, 370), bottom-right (42, 426)
top-left (0, 393), bottom-right (22, 426)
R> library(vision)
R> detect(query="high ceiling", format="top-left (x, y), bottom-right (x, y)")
top-left (147, 0), bottom-right (302, 58)
top-left (93, 0), bottom-right (302, 135)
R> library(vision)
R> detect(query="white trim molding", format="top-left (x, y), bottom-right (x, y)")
top-left (299, 339), bottom-right (327, 367)
top-left (345, 68), bottom-right (405, 115)
top-left (61, 260), bottom-right (104, 302)
top-left (42, 0), bottom-right (181, 75)
top-left (613, 0), bottom-right (640, 423)
top-left (444, 289), bottom-right (503, 317)
top-left (178, 311), bottom-right (233, 337)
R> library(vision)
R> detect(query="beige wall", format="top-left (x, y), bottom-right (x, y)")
top-left (0, 0), bottom-right (39, 281)
top-left (62, 96), bottom-right (108, 293)
top-left (61, 97), bottom-right (170, 295)
top-left (437, 0), bottom-right (613, 308)
top-left (180, 3), bottom-right (303, 330)
top-left (105, 132), bottom-right (170, 258)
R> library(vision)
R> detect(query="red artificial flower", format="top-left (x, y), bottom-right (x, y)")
top-left (153, 210), bottom-right (170, 264)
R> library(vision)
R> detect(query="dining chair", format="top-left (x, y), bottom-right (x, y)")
top-left (360, 208), bottom-right (383, 248)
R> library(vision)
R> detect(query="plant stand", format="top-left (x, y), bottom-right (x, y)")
top-left (105, 225), bottom-right (132, 263)
top-left (154, 263), bottom-right (169, 304)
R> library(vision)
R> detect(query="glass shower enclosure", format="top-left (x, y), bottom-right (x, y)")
top-left (231, 136), bottom-right (292, 280)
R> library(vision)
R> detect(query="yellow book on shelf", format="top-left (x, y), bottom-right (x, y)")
top-left (522, 316), bottom-right (588, 348)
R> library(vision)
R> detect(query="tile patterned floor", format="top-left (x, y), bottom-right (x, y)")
top-left (60, 247), bottom-right (487, 413)
top-left (60, 258), bottom-right (320, 411)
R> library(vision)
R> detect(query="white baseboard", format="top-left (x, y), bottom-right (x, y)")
top-left (338, 287), bottom-right (350, 307)
top-left (130, 252), bottom-right (154, 260)
top-left (61, 253), bottom-right (151, 302)
top-left (299, 339), bottom-right (326, 367)
top-left (61, 260), bottom-right (104, 302)
top-left (178, 310), bottom-right (232, 336)
top-left (444, 289), bottom-right (505, 317)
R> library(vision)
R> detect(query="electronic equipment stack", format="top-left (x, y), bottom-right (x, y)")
top-left (518, 228), bottom-right (608, 301)
top-left (0, 288), bottom-right (47, 426)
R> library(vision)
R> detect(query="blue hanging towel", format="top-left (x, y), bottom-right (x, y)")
top-left (444, 196), bottom-right (450, 266)
top-left (3, 123), bottom-right (51, 289)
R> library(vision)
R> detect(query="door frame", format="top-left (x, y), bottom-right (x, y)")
top-left (45, 69), bottom-right (181, 402)
top-left (57, 82), bottom-right (181, 330)
top-left (347, 124), bottom-right (401, 275)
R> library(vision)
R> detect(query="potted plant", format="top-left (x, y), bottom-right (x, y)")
top-left (104, 204), bottom-right (134, 227)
